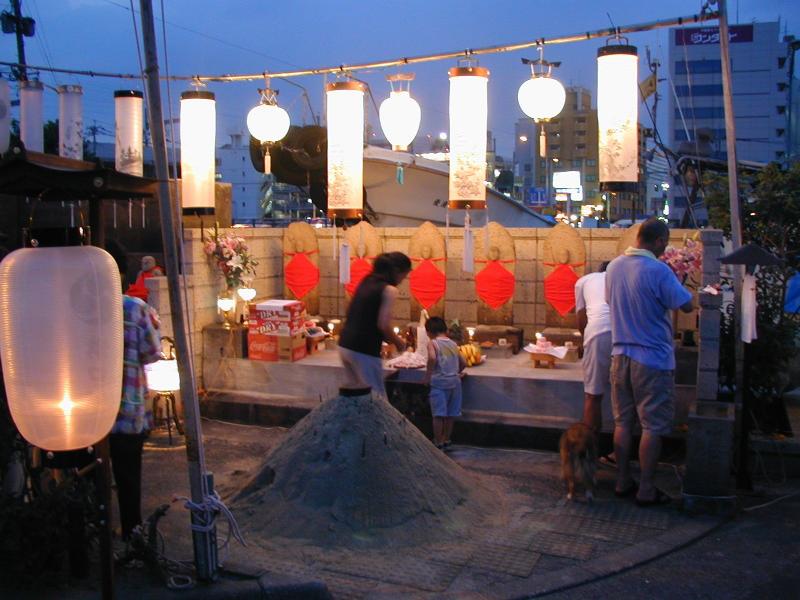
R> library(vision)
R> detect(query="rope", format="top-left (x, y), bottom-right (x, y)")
top-left (174, 490), bottom-right (246, 562)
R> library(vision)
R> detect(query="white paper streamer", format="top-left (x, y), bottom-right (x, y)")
top-left (339, 241), bottom-right (351, 285)
top-left (462, 210), bottom-right (474, 273)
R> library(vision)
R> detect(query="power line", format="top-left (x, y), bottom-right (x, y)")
top-left (0, 10), bottom-right (718, 83)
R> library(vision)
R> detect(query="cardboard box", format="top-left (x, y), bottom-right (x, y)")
top-left (249, 315), bottom-right (305, 336)
top-left (252, 299), bottom-right (304, 321)
top-left (248, 331), bottom-right (307, 362)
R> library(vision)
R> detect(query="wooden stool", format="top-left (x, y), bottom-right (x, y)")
top-left (529, 352), bottom-right (556, 368)
top-left (152, 392), bottom-right (183, 445)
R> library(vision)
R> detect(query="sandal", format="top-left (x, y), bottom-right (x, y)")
top-left (635, 487), bottom-right (672, 507)
top-left (614, 480), bottom-right (639, 498)
top-left (599, 453), bottom-right (617, 467)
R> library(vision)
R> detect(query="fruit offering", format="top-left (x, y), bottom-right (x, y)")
top-left (458, 343), bottom-right (483, 367)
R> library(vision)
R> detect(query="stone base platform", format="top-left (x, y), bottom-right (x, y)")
top-left (202, 347), bottom-right (693, 434)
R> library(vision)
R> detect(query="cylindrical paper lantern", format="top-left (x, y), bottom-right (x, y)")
top-left (326, 81), bottom-right (365, 219)
top-left (448, 66), bottom-right (489, 209)
top-left (114, 90), bottom-right (144, 176)
top-left (0, 246), bottom-right (124, 451)
top-left (180, 90), bottom-right (216, 215)
top-left (20, 79), bottom-right (44, 153)
top-left (597, 45), bottom-right (639, 191)
top-left (58, 85), bottom-right (83, 160)
top-left (0, 78), bottom-right (10, 154)
top-left (145, 358), bottom-right (179, 393)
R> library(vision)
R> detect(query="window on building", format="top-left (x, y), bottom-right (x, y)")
top-left (524, 164), bottom-right (532, 172)
top-left (675, 107), bottom-right (725, 119)
top-left (778, 57), bottom-right (787, 69)
top-left (575, 130), bottom-right (586, 137)
top-left (575, 117), bottom-right (586, 124)
top-left (674, 59), bottom-right (722, 74)
top-left (674, 84), bottom-right (723, 96)
top-left (778, 82), bottom-right (788, 92)
top-left (576, 144), bottom-right (586, 150)
top-left (586, 159), bottom-right (596, 166)
top-left (776, 151), bottom-right (785, 159)
top-left (550, 145), bottom-right (560, 151)
top-left (572, 159), bottom-right (582, 168)
top-left (777, 105), bottom-right (786, 115)
top-left (539, 176), bottom-right (546, 185)
top-left (585, 174), bottom-right (596, 182)
top-left (540, 160), bottom-right (547, 168)
top-left (215, 158), bottom-right (222, 166)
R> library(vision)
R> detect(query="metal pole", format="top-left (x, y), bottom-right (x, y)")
top-left (11, 0), bottom-right (27, 82)
top-left (718, 0), bottom-right (749, 488)
top-left (137, 0), bottom-right (217, 580)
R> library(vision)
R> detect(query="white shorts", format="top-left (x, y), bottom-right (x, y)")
top-left (339, 346), bottom-right (386, 398)
top-left (582, 331), bottom-right (612, 396)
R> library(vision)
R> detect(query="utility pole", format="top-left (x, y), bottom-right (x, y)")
top-left (11, 0), bottom-right (27, 81)
top-left (138, 0), bottom-right (218, 581)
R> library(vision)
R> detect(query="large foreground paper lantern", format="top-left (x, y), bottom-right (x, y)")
top-left (597, 44), bottom-right (639, 191)
top-left (326, 80), bottom-right (365, 219)
top-left (448, 65), bottom-right (489, 209)
top-left (20, 79), bottom-right (43, 152)
top-left (379, 74), bottom-right (421, 152)
top-left (0, 246), bottom-right (123, 451)
top-left (246, 88), bottom-right (290, 175)
top-left (58, 85), bottom-right (83, 160)
top-left (180, 90), bottom-right (217, 215)
top-left (114, 90), bottom-right (144, 176)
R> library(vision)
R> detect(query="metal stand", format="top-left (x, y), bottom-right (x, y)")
top-left (153, 392), bottom-right (184, 445)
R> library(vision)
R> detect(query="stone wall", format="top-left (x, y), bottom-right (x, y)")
top-left (145, 225), bottom-right (720, 371)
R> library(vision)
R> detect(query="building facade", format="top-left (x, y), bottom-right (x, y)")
top-left (668, 21), bottom-right (794, 220)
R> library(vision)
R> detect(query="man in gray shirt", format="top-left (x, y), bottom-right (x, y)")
top-left (606, 218), bottom-right (693, 506)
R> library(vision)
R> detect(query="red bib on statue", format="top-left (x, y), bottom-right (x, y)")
top-left (345, 257), bottom-right (373, 296)
top-left (285, 252), bottom-right (320, 300)
top-left (409, 259), bottom-right (446, 309)
top-left (475, 260), bottom-right (515, 309)
top-left (544, 264), bottom-right (579, 316)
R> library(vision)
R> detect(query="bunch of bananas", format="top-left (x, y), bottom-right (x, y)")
top-left (458, 343), bottom-right (482, 367)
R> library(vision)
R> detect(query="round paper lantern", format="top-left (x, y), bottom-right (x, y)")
top-left (379, 84), bottom-right (421, 152)
top-left (58, 84), bottom-right (83, 160)
top-left (180, 90), bottom-right (216, 215)
top-left (448, 65), bottom-right (489, 210)
top-left (145, 357), bottom-right (180, 393)
top-left (0, 246), bottom-right (123, 451)
top-left (247, 102), bottom-right (290, 144)
top-left (114, 90), bottom-right (144, 176)
top-left (517, 76), bottom-right (566, 122)
top-left (597, 44), bottom-right (639, 191)
top-left (326, 80), bottom-right (366, 219)
top-left (20, 79), bottom-right (44, 152)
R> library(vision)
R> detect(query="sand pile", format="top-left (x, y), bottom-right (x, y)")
top-left (231, 389), bottom-right (493, 547)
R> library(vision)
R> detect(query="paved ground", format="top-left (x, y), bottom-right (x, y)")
top-left (7, 418), bottom-right (800, 599)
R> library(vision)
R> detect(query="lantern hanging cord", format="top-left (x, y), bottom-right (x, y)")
top-left (0, 10), bottom-right (717, 83)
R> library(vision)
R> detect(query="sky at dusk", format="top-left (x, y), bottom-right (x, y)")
top-left (2, 0), bottom-right (799, 157)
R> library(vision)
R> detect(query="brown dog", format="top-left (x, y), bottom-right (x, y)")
top-left (559, 423), bottom-right (598, 502)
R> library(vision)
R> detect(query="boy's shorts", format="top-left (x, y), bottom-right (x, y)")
top-left (429, 385), bottom-right (462, 417)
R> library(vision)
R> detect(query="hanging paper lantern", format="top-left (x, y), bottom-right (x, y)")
top-left (597, 44), bottom-right (639, 191)
top-left (517, 76), bottom-right (566, 122)
top-left (246, 90), bottom-right (290, 175)
top-left (114, 90), bottom-right (144, 176)
top-left (448, 65), bottom-right (489, 210)
top-left (145, 356), bottom-right (180, 393)
top-left (58, 85), bottom-right (83, 160)
top-left (0, 78), bottom-right (10, 154)
top-left (20, 79), bottom-right (44, 153)
top-left (379, 74), bottom-right (421, 152)
top-left (326, 80), bottom-right (365, 219)
top-left (0, 246), bottom-right (123, 451)
top-left (180, 90), bottom-right (217, 215)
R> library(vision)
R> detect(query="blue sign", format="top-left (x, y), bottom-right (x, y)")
top-left (526, 187), bottom-right (548, 207)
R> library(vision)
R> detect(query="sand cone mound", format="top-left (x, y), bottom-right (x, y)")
top-left (231, 389), bottom-right (493, 547)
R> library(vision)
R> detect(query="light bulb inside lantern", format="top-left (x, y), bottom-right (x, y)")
top-left (59, 393), bottom-right (74, 417)
top-left (237, 287), bottom-right (257, 302)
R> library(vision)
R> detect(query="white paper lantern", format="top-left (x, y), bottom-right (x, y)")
top-left (326, 81), bottom-right (365, 219)
top-left (0, 78), bottom-right (10, 154)
top-left (247, 102), bottom-right (290, 144)
top-left (180, 90), bottom-right (217, 215)
top-left (0, 246), bottom-right (123, 451)
top-left (379, 75), bottom-right (421, 152)
top-left (114, 90), bottom-right (144, 176)
top-left (58, 85), bottom-right (83, 160)
top-left (597, 45), bottom-right (639, 190)
top-left (448, 66), bottom-right (489, 209)
top-left (145, 358), bottom-right (180, 393)
top-left (20, 79), bottom-right (44, 153)
top-left (517, 76), bottom-right (566, 122)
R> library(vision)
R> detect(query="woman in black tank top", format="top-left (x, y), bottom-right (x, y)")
top-left (339, 252), bottom-right (411, 396)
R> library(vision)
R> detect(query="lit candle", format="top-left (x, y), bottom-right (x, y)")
top-left (535, 332), bottom-right (543, 340)
top-left (328, 322), bottom-right (335, 333)
top-left (393, 326), bottom-right (400, 335)
top-left (467, 326), bottom-right (476, 340)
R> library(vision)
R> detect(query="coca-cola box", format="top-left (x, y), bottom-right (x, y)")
top-left (248, 331), bottom-right (307, 362)
top-left (249, 299), bottom-right (305, 336)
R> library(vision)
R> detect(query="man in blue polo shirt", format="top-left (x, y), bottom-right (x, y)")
top-left (606, 218), bottom-right (693, 506)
